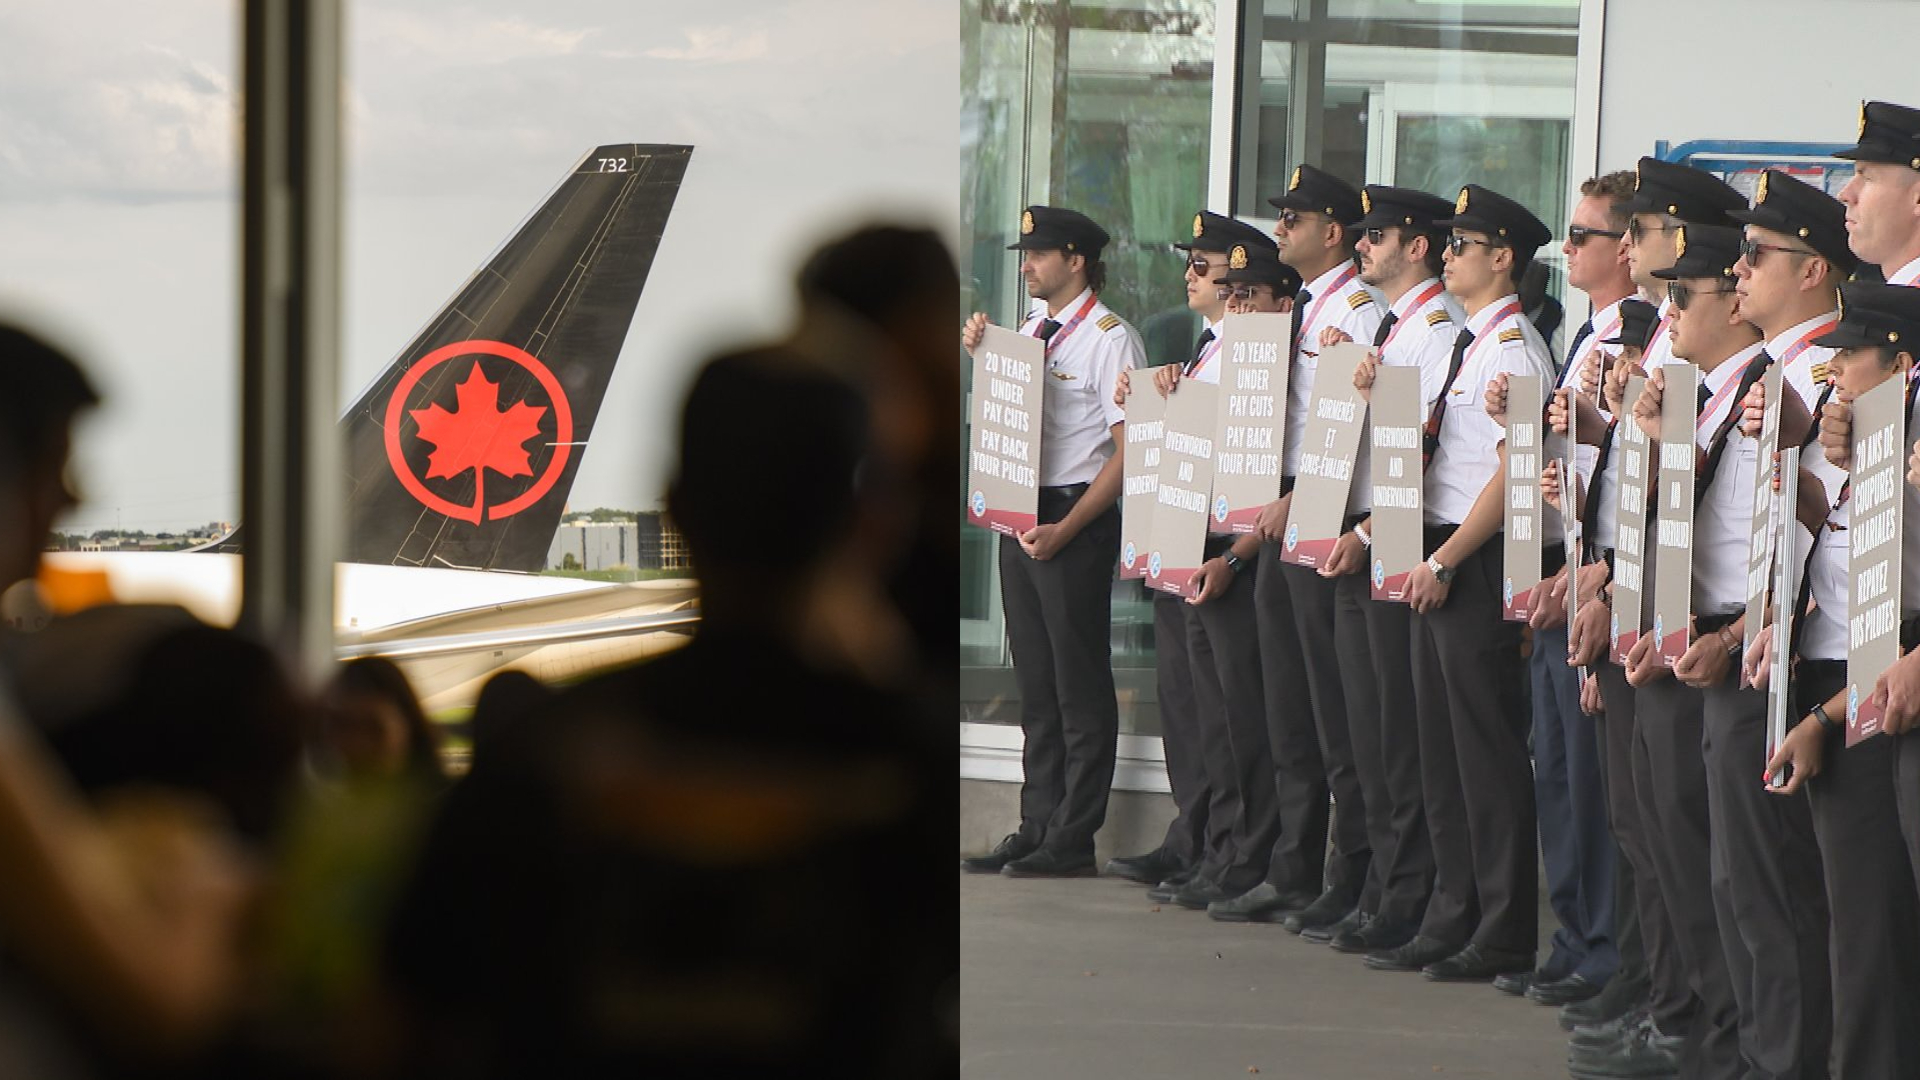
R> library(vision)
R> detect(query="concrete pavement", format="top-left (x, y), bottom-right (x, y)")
top-left (963, 870), bottom-right (1574, 1079)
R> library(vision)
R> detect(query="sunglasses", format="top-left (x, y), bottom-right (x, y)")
top-left (1567, 224), bottom-right (1624, 246)
top-left (1445, 234), bottom-right (1497, 257)
top-left (1218, 284), bottom-right (1270, 300)
top-left (1627, 218), bottom-right (1683, 243)
top-left (1738, 237), bottom-right (1818, 265)
top-left (1278, 209), bottom-right (1325, 230)
top-left (1667, 281), bottom-right (1738, 310)
top-left (1186, 254), bottom-right (1222, 276)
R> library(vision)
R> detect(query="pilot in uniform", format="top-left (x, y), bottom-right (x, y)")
top-left (961, 205), bottom-right (1144, 878)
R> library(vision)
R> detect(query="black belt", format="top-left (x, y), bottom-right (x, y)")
top-left (1422, 523), bottom-right (1459, 557)
top-left (1797, 658), bottom-right (1845, 683)
top-left (1040, 483), bottom-right (1090, 498)
top-left (1541, 544), bottom-right (1567, 578)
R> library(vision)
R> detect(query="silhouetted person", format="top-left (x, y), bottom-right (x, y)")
top-left (383, 346), bottom-right (951, 1079)
top-left (317, 657), bottom-right (443, 788)
top-left (464, 669), bottom-right (549, 770)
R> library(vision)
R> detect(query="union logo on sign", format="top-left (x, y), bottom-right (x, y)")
top-left (1123, 541), bottom-right (1137, 568)
top-left (1504, 578), bottom-right (1514, 608)
top-left (971, 491), bottom-right (987, 517)
top-left (1149, 551), bottom-right (1163, 578)
top-left (1214, 495), bottom-right (1229, 523)
top-left (1284, 523), bottom-right (1298, 551)
top-left (1372, 560), bottom-right (1385, 588)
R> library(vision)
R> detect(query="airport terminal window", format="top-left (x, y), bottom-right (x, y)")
top-left (961, 0), bottom-right (1216, 734)
top-left (1239, 0), bottom-right (1578, 324)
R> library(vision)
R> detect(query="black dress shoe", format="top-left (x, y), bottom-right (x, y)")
top-left (1207, 882), bottom-right (1316, 923)
top-left (962, 832), bottom-right (1036, 874)
top-left (1152, 868), bottom-right (1198, 903)
top-left (1421, 943), bottom-right (1535, 982)
top-left (1172, 877), bottom-right (1237, 910)
top-left (1330, 917), bottom-right (1414, 955)
top-left (1492, 971), bottom-right (1535, 996)
top-left (1559, 980), bottom-right (1644, 1031)
top-left (1002, 847), bottom-right (1096, 878)
top-left (1301, 908), bottom-right (1367, 945)
top-left (1528, 972), bottom-right (1602, 1007)
top-left (1363, 934), bottom-right (1459, 972)
top-left (1280, 886), bottom-right (1357, 935)
top-left (1104, 849), bottom-right (1183, 885)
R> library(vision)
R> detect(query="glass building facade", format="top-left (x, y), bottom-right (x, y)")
top-left (961, 0), bottom-right (1579, 744)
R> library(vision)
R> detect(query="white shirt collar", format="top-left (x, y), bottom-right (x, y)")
top-left (1303, 259), bottom-right (1356, 298)
top-left (1703, 341), bottom-right (1765, 396)
top-left (1033, 286), bottom-right (1095, 321)
top-left (1766, 310), bottom-right (1841, 358)
top-left (1390, 276), bottom-right (1444, 321)
top-left (1202, 314), bottom-right (1223, 336)
top-left (1464, 292), bottom-right (1523, 337)
top-left (1888, 255), bottom-right (1920, 287)
top-left (1588, 297), bottom-right (1626, 338)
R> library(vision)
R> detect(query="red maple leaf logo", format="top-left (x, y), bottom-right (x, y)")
top-left (408, 363), bottom-right (548, 524)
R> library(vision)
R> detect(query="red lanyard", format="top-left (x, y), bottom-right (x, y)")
top-left (1189, 329), bottom-right (1223, 376)
top-left (1031, 293), bottom-right (1099, 357)
top-left (1695, 356), bottom-right (1752, 439)
top-left (1776, 319), bottom-right (1837, 370)
top-left (1382, 279), bottom-right (1446, 352)
top-left (1299, 263), bottom-right (1359, 347)
top-left (1464, 299), bottom-right (1526, 369)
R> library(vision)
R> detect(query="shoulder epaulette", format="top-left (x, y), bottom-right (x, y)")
top-left (1497, 327), bottom-right (1525, 344)
top-left (1809, 361), bottom-right (1830, 385)
top-left (1425, 309), bottom-right (1452, 327)
top-left (1097, 313), bottom-right (1121, 332)
top-left (1347, 291), bottom-right (1374, 309)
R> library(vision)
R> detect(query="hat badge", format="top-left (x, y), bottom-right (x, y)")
top-left (1361, 190), bottom-right (1372, 214)
top-left (1021, 210), bottom-right (1034, 235)
top-left (1756, 172), bottom-right (1770, 204)
top-left (1892, 331), bottom-right (1902, 343)
top-left (1860, 100), bottom-right (1869, 139)
top-left (1289, 166), bottom-right (1302, 192)
top-left (1455, 188), bottom-right (1470, 215)
top-left (1193, 213), bottom-right (1205, 239)
top-left (1229, 245), bottom-right (1248, 270)
top-left (1675, 228), bottom-right (1687, 257)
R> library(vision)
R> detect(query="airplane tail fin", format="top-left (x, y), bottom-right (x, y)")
top-left (210, 144), bottom-right (691, 573)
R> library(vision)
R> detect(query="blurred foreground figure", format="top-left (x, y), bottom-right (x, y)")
top-left (383, 347), bottom-right (952, 1077)
top-left (0, 324), bottom-right (258, 1073)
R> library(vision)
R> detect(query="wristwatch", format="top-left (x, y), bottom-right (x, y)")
top-left (1223, 552), bottom-right (1245, 575)
top-left (1811, 702), bottom-right (1839, 735)
top-left (1425, 555), bottom-right (1455, 584)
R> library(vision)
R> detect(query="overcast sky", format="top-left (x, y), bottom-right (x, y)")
top-left (0, 0), bottom-right (957, 534)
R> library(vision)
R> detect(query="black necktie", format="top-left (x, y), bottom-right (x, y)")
top-left (1696, 352), bottom-right (1771, 506)
top-left (1422, 328), bottom-right (1476, 464)
top-left (1372, 310), bottom-right (1399, 349)
top-left (1695, 380), bottom-right (1711, 414)
top-left (1581, 418), bottom-right (1620, 563)
top-left (1801, 381), bottom-right (1836, 450)
top-left (1185, 327), bottom-right (1215, 375)
top-left (1293, 289), bottom-right (1313, 346)
top-left (1036, 318), bottom-right (1062, 344)
top-left (1563, 318), bottom-right (1594, 382)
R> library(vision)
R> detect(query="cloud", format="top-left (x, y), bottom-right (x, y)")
top-left (632, 25), bottom-right (770, 63)
top-left (356, 9), bottom-right (592, 65)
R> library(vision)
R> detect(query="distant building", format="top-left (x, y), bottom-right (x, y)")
top-left (545, 512), bottom-right (690, 573)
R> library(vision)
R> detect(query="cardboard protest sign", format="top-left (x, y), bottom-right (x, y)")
top-left (1369, 365), bottom-right (1424, 602)
top-left (1846, 376), bottom-right (1904, 744)
top-left (1119, 387), bottom-right (1167, 580)
top-left (1146, 381), bottom-right (1220, 598)
top-left (1652, 364), bottom-right (1699, 667)
top-left (1612, 377), bottom-right (1651, 663)
top-left (964, 325), bottom-right (1042, 536)
top-left (1282, 342), bottom-right (1369, 568)
top-left (1501, 374), bottom-right (1545, 621)
top-left (1766, 448), bottom-right (1800, 786)
top-left (1744, 364), bottom-right (1784, 660)
top-left (1210, 313), bottom-right (1291, 534)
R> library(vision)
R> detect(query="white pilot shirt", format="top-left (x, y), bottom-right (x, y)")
top-left (1425, 293), bottom-right (1555, 526)
top-left (1022, 287), bottom-right (1144, 487)
top-left (1285, 260), bottom-right (1384, 479)
top-left (1367, 278), bottom-right (1458, 516)
top-left (1594, 294), bottom-right (1672, 552)
top-left (1561, 299), bottom-right (1623, 543)
top-left (1691, 342), bottom-right (1768, 613)
top-left (1888, 255), bottom-right (1920, 287)
top-left (1800, 370), bottom-right (1920, 660)
top-left (1774, 311), bottom-right (1845, 508)
top-left (1183, 315), bottom-right (1226, 386)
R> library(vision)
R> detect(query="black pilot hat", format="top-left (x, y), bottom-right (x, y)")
top-left (1835, 101), bottom-right (1920, 172)
top-left (1603, 297), bottom-right (1659, 351)
top-left (1217, 244), bottom-right (1304, 295)
top-left (1437, 184), bottom-right (1552, 254)
top-left (1813, 282), bottom-right (1920, 352)
top-left (1355, 184), bottom-right (1457, 236)
top-left (1729, 169), bottom-right (1859, 274)
top-left (1267, 164), bottom-right (1365, 226)
top-left (1177, 210), bottom-right (1278, 257)
top-left (1007, 205), bottom-right (1110, 259)
top-left (1621, 158), bottom-right (1745, 226)
top-left (1653, 223), bottom-right (1743, 281)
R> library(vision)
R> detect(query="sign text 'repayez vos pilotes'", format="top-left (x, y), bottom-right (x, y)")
top-left (1847, 376), bottom-right (1904, 744)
